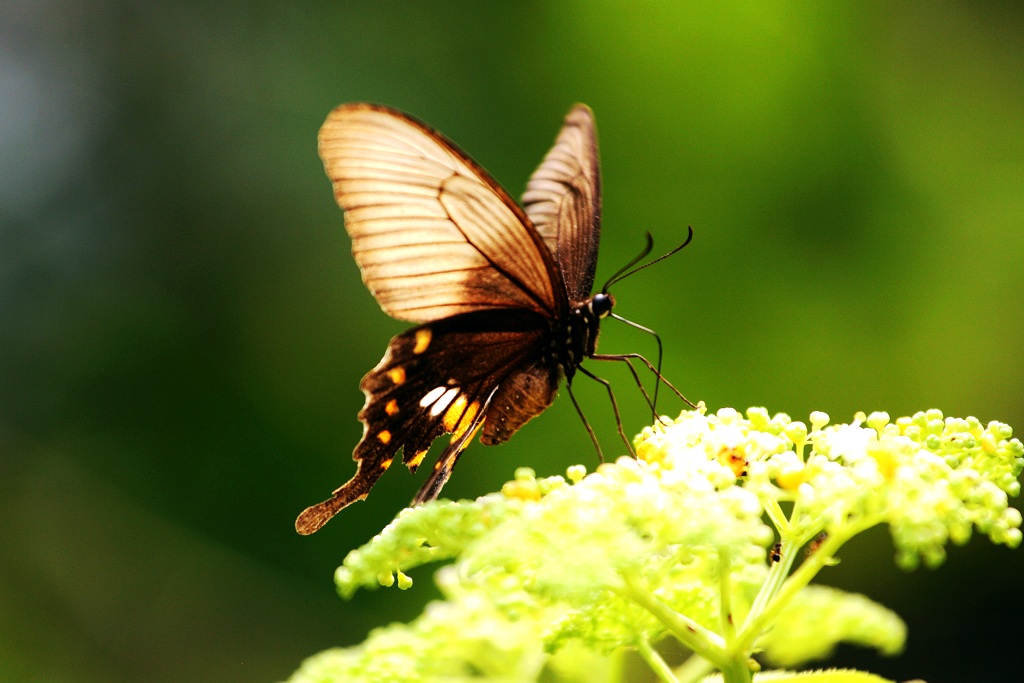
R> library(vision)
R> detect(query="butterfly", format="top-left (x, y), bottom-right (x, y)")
top-left (296, 103), bottom-right (662, 534)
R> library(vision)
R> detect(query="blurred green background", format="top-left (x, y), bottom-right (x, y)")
top-left (2, 1), bottom-right (1022, 681)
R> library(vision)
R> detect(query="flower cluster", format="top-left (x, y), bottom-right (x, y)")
top-left (639, 407), bottom-right (1022, 569)
top-left (289, 406), bottom-right (1022, 683)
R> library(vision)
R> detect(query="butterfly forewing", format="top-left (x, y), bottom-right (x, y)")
top-left (318, 104), bottom-right (563, 322)
top-left (522, 104), bottom-right (601, 302)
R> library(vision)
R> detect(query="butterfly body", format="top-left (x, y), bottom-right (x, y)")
top-left (297, 103), bottom-right (606, 534)
top-left (480, 293), bottom-right (612, 445)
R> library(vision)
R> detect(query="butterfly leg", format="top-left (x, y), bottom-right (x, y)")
top-left (577, 365), bottom-right (636, 458)
top-left (591, 354), bottom-right (656, 415)
top-left (604, 313), bottom-right (698, 413)
top-left (566, 381), bottom-right (604, 462)
top-left (592, 352), bottom-right (696, 412)
top-left (606, 312), bottom-right (667, 414)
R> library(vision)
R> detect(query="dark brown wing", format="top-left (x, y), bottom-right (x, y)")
top-left (521, 104), bottom-right (601, 302)
top-left (319, 104), bottom-right (563, 322)
top-left (295, 308), bottom-right (555, 534)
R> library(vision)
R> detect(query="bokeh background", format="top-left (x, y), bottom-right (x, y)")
top-left (2, 2), bottom-right (1022, 681)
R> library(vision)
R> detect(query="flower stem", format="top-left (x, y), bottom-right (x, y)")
top-left (616, 574), bottom-right (727, 665)
top-left (719, 547), bottom-right (736, 642)
top-left (636, 638), bottom-right (679, 683)
top-left (672, 653), bottom-right (715, 683)
top-left (734, 513), bottom-right (885, 655)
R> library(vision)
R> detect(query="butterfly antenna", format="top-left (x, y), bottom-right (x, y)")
top-left (599, 233), bottom-right (654, 293)
top-left (602, 226), bottom-right (694, 292)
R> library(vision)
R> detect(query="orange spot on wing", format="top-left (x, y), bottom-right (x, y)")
top-left (379, 457), bottom-right (393, 470)
top-left (408, 449), bottom-right (427, 469)
top-left (385, 399), bottom-right (399, 416)
top-left (442, 395), bottom-right (470, 432)
top-left (445, 399), bottom-right (481, 443)
top-left (388, 367), bottom-right (406, 385)
top-left (413, 329), bottom-right (432, 354)
top-left (377, 430), bottom-right (392, 444)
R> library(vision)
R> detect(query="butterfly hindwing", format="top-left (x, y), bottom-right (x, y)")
top-left (408, 356), bottom-right (561, 505)
top-left (295, 308), bottom-right (557, 534)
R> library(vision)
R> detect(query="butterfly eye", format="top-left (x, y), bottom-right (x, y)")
top-left (592, 293), bottom-right (613, 318)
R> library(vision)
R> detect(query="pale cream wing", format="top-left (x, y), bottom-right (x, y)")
top-left (521, 104), bottom-right (601, 302)
top-left (319, 103), bottom-right (560, 322)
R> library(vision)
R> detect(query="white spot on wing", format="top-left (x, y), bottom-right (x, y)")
top-left (419, 386), bottom-right (446, 407)
top-left (429, 387), bottom-right (460, 416)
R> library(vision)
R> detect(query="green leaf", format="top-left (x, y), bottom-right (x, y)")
top-left (757, 586), bottom-right (906, 667)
